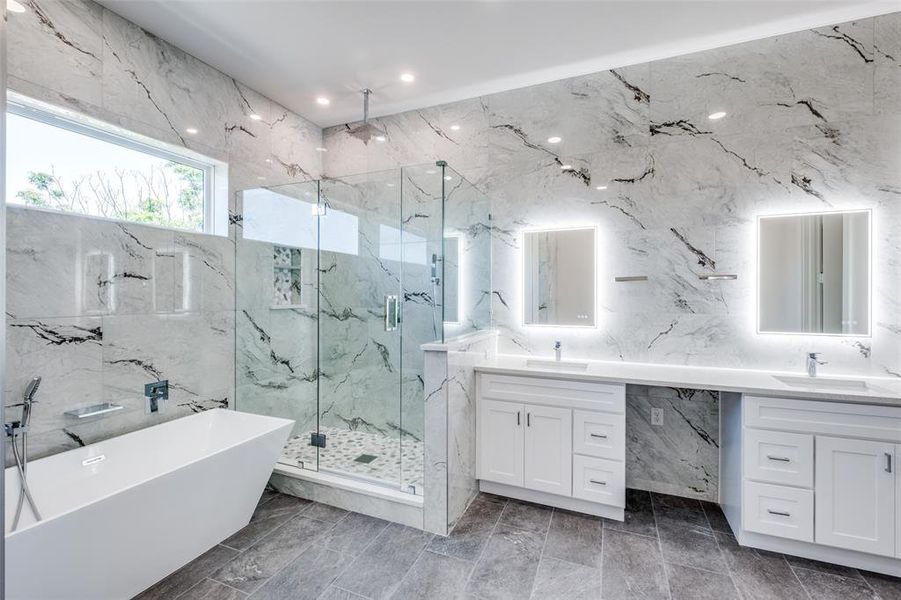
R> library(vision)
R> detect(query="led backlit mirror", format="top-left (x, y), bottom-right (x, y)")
top-left (443, 236), bottom-right (460, 323)
top-left (523, 227), bottom-right (596, 326)
top-left (758, 210), bottom-right (870, 335)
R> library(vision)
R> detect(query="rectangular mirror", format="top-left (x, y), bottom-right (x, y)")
top-left (758, 210), bottom-right (870, 335)
top-left (523, 227), bottom-right (596, 326)
top-left (443, 235), bottom-right (460, 323)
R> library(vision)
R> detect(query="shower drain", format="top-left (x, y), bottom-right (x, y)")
top-left (354, 454), bottom-right (378, 464)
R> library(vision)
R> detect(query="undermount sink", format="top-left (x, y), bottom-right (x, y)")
top-left (772, 374), bottom-right (870, 391)
top-left (525, 359), bottom-right (590, 371)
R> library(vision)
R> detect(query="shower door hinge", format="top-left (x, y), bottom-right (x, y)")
top-left (310, 432), bottom-right (327, 448)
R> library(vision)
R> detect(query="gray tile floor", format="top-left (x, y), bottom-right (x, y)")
top-left (136, 488), bottom-right (901, 600)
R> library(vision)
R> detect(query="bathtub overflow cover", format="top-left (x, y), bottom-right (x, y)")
top-left (82, 455), bottom-right (106, 467)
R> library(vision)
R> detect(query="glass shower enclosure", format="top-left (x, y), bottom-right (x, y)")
top-left (235, 163), bottom-right (490, 496)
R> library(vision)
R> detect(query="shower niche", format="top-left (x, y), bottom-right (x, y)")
top-left (271, 245), bottom-right (304, 309)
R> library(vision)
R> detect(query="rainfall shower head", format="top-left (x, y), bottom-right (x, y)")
top-left (348, 89), bottom-right (387, 144)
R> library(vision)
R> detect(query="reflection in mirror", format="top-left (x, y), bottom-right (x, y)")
top-left (443, 236), bottom-right (460, 323)
top-left (758, 210), bottom-right (870, 335)
top-left (523, 227), bottom-right (596, 326)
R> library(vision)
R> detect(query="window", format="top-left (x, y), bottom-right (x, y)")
top-left (6, 97), bottom-right (227, 235)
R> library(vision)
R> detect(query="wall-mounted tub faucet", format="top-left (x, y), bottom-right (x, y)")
top-left (145, 380), bottom-right (169, 413)
top-left (554, 341), bottom-right (562, 362)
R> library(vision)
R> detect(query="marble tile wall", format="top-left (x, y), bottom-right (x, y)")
top-left (626, 386), bottom-right (720, 501)
top-left (422, 330), bottom-right (497, 535)
top-left (322, 13), bottom-right (901, 380)
top-left (5, 0), bottom-right (323, 463)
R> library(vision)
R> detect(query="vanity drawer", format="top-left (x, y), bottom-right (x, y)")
top-left (573, 409), bottom-right (625, 461)
top-left (742, 481), bottom-right (813, 542)
top-left (743, 429), bottom-right (813, 488)
top-left (572, 455), bottom-right (625, 507)
top-left (744, 396), bottom-right (901, 442)
top-left (479, 373), bottom-right (625, 413)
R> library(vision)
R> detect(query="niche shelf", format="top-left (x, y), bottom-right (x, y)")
top-left (271, 245), bottom-right (304, 309)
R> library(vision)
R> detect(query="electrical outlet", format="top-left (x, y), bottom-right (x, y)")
top-left (651, 407), bottom-right (664, 426)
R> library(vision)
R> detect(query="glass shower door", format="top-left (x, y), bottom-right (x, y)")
top-left (316, 170), bottom-right (405, 489)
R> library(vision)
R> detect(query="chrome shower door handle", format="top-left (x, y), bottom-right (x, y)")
top-left (384, 294), bottom-right (399, 331)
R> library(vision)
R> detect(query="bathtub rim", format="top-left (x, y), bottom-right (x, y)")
top-left (4, 408), bottom-right (293, 538)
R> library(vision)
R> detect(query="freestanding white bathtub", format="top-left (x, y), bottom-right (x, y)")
top-left (4, 409), bottom-right (293, 600)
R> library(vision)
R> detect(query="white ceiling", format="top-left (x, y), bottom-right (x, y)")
top-left (100, 0), bottom-right (898, 128)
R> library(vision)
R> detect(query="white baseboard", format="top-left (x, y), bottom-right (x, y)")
top-left (479, 480), bottom-right (625, 521)
top-left (737, 529), bottom-right (901, 578)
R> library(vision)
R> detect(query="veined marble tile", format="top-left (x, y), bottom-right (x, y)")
top-left (100, 8), bottom-right (230, 152)
top-left (488, 66), bottom-right (650, 164)
top-left (875, 12), bottom-right (901, 116)
top-left (650, 19), bottom-right (875, 136)
top-left (172, 231), bottom-right (235, 313)
top-left (626, 386), bottom-right (719, 501)
top-left (8, 0), bottom-right (103, 107)
top-left (102, 311), bottom-right (233, 410)
top-left (4, 315), bottom-right (103, 437)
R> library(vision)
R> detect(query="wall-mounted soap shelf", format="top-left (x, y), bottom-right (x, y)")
top-left (64, 402), bottom-right (125, 419)
top-left (698, 274), bottom-right (738, 281)
top-left (614, 275), bottom-right (648, 282)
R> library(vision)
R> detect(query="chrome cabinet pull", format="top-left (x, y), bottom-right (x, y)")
top-left (517, 412), bottom-right (521, 426)
top-left (590, 433), bottom-right (608, 439)
top-left (767, 455), bottom-right (791, 463)
top-left (887, 453), bottom-right (893, 474)
top-left (527, 413), bottom-right (531, 427)
top-left (767, 509), bottom-right (791, 517)
top-left (589, 479), bottom-right (607, 486)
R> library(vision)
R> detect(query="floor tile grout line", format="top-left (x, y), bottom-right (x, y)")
top-left (388, 534), bottom-right (438, 597)
top-left (706, 514), bottom-right (743, 598)
top-left (211, 499), bottom-right (347, 594)
top-left (786, 562), bottom-right (820, 600)
top-left (527, 507), bottom-right (555, 599)
top-left (650, 493), bottom-right (675, 600)
top-left (460, 496), bottom-right (507, 594)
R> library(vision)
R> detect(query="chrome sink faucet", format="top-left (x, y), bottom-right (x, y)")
top-left (554, 341), bottom-right (562, 362)
top-left (807, 353), bottom-right (820, 377)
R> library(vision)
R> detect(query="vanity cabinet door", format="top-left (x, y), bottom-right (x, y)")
top-left (524, 405), bottom-right (572, 496)
top-left (479, 399), bottom-right (524, 487)
top-left (815, 436), bottom-right (895, 557)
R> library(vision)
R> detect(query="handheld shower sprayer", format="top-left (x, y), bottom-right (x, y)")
top-left (7, 375), bottom-right (44, 530)
top-left (21, 376), bottom-right (41, 429)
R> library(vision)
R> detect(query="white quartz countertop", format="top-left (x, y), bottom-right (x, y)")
top-left (474, 354), bottom-right (901, 406)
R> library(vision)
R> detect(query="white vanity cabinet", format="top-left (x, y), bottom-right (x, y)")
top-left (725, 393), bottom-right (901, 577)
top-left (477, 373), bottom-right (626, 520)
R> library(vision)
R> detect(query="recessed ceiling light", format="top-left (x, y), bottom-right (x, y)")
top-left (561, 164), bottom-right (573, 171)
top-left (374, 135), bottom-right (386, 142)
top-left (547, 136), bottom-right (562, 144)
top-left (185, 127), bottom-right (198, 135)
top-left (315, 147), bottom-right (328, 152)
top-left (444, 175), bottom-right (453, 181)
top-left (249, 113), bottom-right (262, 121)
top-left (595, 185), bottom-right (608, 190)
top-left (425, 170), bottom-right (436, 174)
top-left (450, 125), bottom-right (461, 131)
top-left (316, 97), bottom-right (330, 106)
top-left (264, 158), bottom-right (272, 163)
top-left (7, 0), bottom-right (26, 13)
top-left (400, 73), bottom-right (415, 83)
top-left (257, 176), bottom-right (266, 181)
top-left (386, 183), bottom-right (395, 187)
top-left (708, 111), bottom-right (727, 120)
